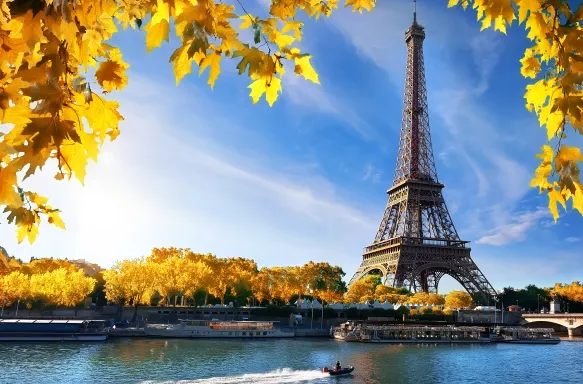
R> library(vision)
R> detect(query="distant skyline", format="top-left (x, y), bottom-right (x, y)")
top-left (2, 1), bottom-right (582, 293)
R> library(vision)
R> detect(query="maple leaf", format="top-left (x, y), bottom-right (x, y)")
top-left (294, 55), bottom-right (319, 84)
top-left (233, 46), bottom-right (267, 75)
top-left (520, 53), bottom-right (541, 79)
top-left (249, 75), bottom-right (282, 106)
top-left (548, 187), bottom-right (566, 223)
top-left (22, 81), bottom-right (66, 116)
top-left (0, 165), bottom-right (22, 206)
top-left (282, 21), bottom-right (303, 41)
top-left (96, 49), bottom-right (130, 92)
top-left (48, 210), bottom-right (66, 229)
top-left (555, 146), bottom-right (583, 172)
top-left (16, 221), bottom-right (39, 244)
top-left (169, 45), bottom-right (193, 85)
top-left (22, 117), bottom-right (81, 154)
top-left (573, 182), bottom-right (583, 215)
top-left (144, 1), bottom-right (171, 52)
top-left (517, 0), bottom-right (540, 25)
top-left (199, 51), bottom-right (222, 89)
top-left (345, 0), bottom-right (376, 13)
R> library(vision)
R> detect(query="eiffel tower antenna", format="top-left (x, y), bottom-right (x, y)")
top-left (413, 0), bottom-right (417, 24)
top-left (348, 6), bottom-right (497, 305)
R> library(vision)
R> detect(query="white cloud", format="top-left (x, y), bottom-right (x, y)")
top-left (470, 31), bottom-right (503, 95)
top-left (565, 237), bottom-right (581, 243)
top-left (361, 163), bottom-right (382, 183)
top-left (475, 207), bottom-right (550, 246)
top-left (282, 74), bottom-right (372, 139)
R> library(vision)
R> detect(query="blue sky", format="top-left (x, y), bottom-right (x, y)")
top-left (2, 0), bottom-right (582, 293)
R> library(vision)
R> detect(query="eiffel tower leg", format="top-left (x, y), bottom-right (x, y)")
top-left (420, 270), bottom-right (444, 293)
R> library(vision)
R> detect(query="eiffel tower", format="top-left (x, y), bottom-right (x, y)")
top-left (348, 2), bottom-right (497, 305)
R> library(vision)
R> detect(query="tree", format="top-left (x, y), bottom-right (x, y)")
top-left (445, 290), bottom-right (474, 309)
top-left (552, 281), bottom-right (583, 303)
top-left (29, 268), bottom-right (96, 307)
top-left (345, 275), bottom-right (381, 303)
top-left (102, 258), bottom-right (155, 321)
top-left (206, 257), bottom-right (230, 304)
top-left (21, 258), bottom-right (78, 275)
top-left (153, 256), bottom-right (189, 306)
top-left (1, 271), bottom-right (30, 314)
top-left (3, 1), bottom-right (582, 244)
top-left (251, 268), bottom-right (273, 305)
top-left (183, 260), bottom-right (213, 306)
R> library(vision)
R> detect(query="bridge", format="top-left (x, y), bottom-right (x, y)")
top-left (522, 313), bottom-right (583, 336)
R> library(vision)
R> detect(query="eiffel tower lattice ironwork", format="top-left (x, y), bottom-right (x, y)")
top-left (348, 3), bottom-right (497, 305)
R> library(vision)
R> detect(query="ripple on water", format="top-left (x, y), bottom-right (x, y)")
top-left (1, 339), bottom-right (583, 384)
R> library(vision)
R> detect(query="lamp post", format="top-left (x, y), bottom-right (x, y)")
top-left (537, 294), bottom-right (541, 313)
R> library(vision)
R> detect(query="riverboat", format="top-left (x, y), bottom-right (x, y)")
top-left (490, 326), bottom-right (561, 344)
top-left (0, 319), bottom-right (110, 341)
top-left (333, 322), bottom-right (491, 344)
top-left (144, 320), bottom-right (295, 338)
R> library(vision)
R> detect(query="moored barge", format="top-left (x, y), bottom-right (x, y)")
top-left (491, 326), bottom-right (560, 344)
top-left (334, 323), bottom-right (490, 344)
top-left (0, 319), bottom-right (110, 341)
top-left (145, 320), bottom-right (295, 338)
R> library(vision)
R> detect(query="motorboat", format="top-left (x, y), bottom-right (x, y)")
top-left (323, 366), bottom-right (355, 376)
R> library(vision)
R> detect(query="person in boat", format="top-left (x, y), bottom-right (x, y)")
top-left (335, 361), bottom-right (341, 371)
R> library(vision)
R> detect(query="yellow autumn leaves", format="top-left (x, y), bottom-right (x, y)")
top-left (1, 1), bottom-right (126, 243)
top-left (102, 247), bottom-right (346, 307)
top-left (448, 0), bottom-right (583, 222)
top-left (0, 258), bottom-right (97, 308)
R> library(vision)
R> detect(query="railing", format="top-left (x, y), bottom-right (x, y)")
top-left (364, 237), bottom-right (469, 253)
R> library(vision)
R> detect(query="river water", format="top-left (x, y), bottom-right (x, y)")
top-left (2, 338), bottom-right (582, 384)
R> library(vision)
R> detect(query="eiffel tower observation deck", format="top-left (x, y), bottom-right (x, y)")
top-left (348, 1), bottom-right (497, 305)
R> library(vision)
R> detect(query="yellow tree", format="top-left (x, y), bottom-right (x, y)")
top-left (153, 256), bottom-right (189, 306)
top-left (183, 260), bottom-right (213, 306)
top-left (252, 268), bottom-right (273, 305)
top-left (102, 268), bottom-right (127, 305)
top-left (445, 290), bottom-right (474, 309)
top-left (103, 258), bottom-right (156, 320)
top-left (21, 258), bottom-right (78, 275)
top-left (552, 281), bottom-right (583, 302)
top-left (227, 257), bottom-right (257, 303)
top-left (345, 275), bottom-right (381, 304)
top-left (30, 268), bottom-right (96, 307)
top-left (1, 271), bottom-right (30, 314)
top-left (409, 292), bottom-right (431, 305)
top-left (427, 293), bottom-right (446, 306)
top-left (205, 257), bottom-right (231, 304)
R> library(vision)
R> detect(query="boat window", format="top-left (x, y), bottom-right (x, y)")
top-left (263, 332), bottom-right (267, 336)
top-left (256, 332), bottom-right (260, 336)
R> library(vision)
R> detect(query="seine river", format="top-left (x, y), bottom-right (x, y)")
top-left (2, 338), bottom-right (582, 384)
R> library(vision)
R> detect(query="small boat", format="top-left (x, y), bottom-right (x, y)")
top-left (323, 366), bottom-right (355, 376)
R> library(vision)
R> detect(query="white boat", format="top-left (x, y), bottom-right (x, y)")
top-left (145, 320), bottom-right (295, 338)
